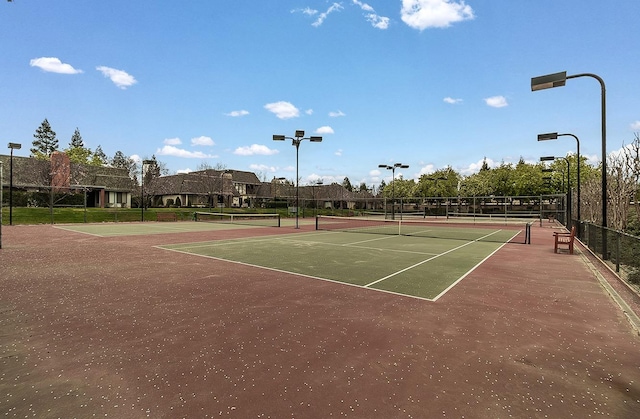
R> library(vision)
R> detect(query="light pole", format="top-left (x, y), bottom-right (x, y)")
top-left (313, 179), bottom-right (323, 216)
top-left (538, 132), bottom-right (581, 222)
top-left (532, 71), bottom-right (606, 256)
top-left (8, 142), bottom-right (21, 226)
top-left (378, 163), bottom-right (409, 220)
top-left (273, 130), bottom-right (323, 229)
top-left (541, 156), bottom-right (571, 226)
top-left (141, 159), bottom-right (153, 221)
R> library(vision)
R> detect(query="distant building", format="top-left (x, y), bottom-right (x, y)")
top-left (148, 169), bottom-right (262, 208)
top-left (0, 153), bottom-right (136, 208)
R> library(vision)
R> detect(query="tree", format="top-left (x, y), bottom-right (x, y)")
top-left (342, 177), bottom-right (353, 192)
top-left (480, 157), bottom-right (490, 172)
top-left (66, 128), bottom-right (92, 165)
top-left (31, 118), bottom-right (59, 159)
top-left (90, 145), bottom-right (109, 166)
top-left (111, 151), bottom-right (138, 181)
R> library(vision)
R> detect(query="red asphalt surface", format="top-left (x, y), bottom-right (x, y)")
top-left (0, 222), bottom-right (639, 418)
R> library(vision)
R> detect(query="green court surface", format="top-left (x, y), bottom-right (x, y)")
top-left (54, 221), bottom-right (271, 237)
top-left (160, 228), bottom-right (519, 300)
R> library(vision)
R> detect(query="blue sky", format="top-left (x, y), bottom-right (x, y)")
top-left (2, 0), bottom-right (639, 187)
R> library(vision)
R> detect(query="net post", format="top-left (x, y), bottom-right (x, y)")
top-left (315, 215), bottom-right (319, 230)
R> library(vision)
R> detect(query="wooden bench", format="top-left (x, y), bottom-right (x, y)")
top-left (553, 226), bottom-right (576, 254)
top-left (156, 212), bottom-right (178, 222)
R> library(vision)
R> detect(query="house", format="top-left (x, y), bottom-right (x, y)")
top-left (0, 152), bottom-right (136, 208)
top-left (147, 169), bottom-right (263, 208)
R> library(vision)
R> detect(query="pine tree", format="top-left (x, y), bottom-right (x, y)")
top-left (66, 127), bottom-right (92, 164)
top-left (31, 118), bottom-right (59, 159)
top-left (90, 145), bottom-right (108, 166)
top-left (70, 127), bottom-right (84, 148)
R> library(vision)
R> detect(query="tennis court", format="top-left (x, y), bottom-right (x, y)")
top-left (159, 218), bottom-right (524, 300)
top-left (2, 220), bottom-right (640, 418)
top-left (55, 212), bottom-right (283, 237)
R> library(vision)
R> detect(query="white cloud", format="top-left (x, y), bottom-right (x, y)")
top-left (312, 2), bottom-right (344, 27)
top-left (316, 126), bottom-right (335, 135)
top-left (130, 154), bottom-right (141, 164)
top-left (484, 95), bottom-right (508, 108)
top-left (156, 145), bottom-right (217, 159)
top-left (401, 0), bottom-right (475, 30)
top-left (459, 157), bottom-right (497, 176)
top-left (163, 137), bottom-right (182, 145)
top-left (305, 109), bottom-right (314, 115)
top-left (96, 66), bottom-right (137, 89)
top-left (249, 164), bottom-right (277, 173)
top-left (335, 149), bottom-right (343, 156)
top-left (191, 136), bottom-right (215, 146)
top-left (443, 97), bottom-right (462, 104)
top-left (631, 120), bottom-right (640, 130)
top-left (418, 164), bottom-right (436, 176)
top-left (291, 7), bottom-right (318, 16)
top-left (233, 144), bottom-right (279, 156)
top-left (329, 110), bottom-right (346, 117)
top-left (264, 101), bottom-right (300, 119)
top-left (225, 110), bottom-right (250, 117)
top-left (353, 0), bottom-right (390, 29)
top-left (29, 57), bottom-right (83, 74)
top-left (176, 168), bottom-right (193, 174)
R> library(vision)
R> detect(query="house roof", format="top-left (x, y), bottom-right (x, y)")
top-left (149, 171), bottom-right (239, 196)
top-left (0, 154), bottom-right (135, 191)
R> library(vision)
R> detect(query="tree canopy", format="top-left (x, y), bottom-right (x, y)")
top-left (31, 118), bottom-right (59, 159)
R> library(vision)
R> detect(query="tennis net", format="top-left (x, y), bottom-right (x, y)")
top-left (315, 215), bottom-right (530, 243)
top-left (194, 211), bottom-right (280, 227)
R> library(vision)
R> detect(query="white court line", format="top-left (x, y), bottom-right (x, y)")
top-left (431, 239), bottom-right (512, 302)
top-left (54, 225), bottom-right (105, 237)
top-left (158, 246), bottom-right (437, 302)
top-left (276, 236), bottom-right (438, 256)
top-left (364, 229), bottom-right (504, 288)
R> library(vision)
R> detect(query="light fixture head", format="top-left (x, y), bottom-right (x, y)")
top-left (8, 142), bottom-right (21, 150)
top-left (309, 136), bottom-right (322, 142)
top-left (378, 164), bottom-right (390, 169)
top-left (540, 156), bottom-right (555, 162)
top-left (537, 132), bottom-right (559, 141)
top-left (295, 130), bottom-right (305, 138)
top-left (273, 135), bottom-right (285, 141)
top-left (531, 71), bottom-right (567, 91)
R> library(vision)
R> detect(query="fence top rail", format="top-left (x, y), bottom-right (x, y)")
top-left (581, 221), bottom-right (640, 240)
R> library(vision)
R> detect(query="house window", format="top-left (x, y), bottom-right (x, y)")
top-left (116, 192), bottom-right (123, 204)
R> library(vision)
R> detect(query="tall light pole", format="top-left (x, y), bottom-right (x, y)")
top-left (379, 163), bottom-right (409, 220)
top-left (140, 159), bottom-right (154, 221)
top-left (273, 130), bottom-right (323, 229)
top-left (532, 71), bottom-right (606, 256)
top-left (313, 179), bottom-right (323, 216)
top-left (8, 142), bottom-right (21, 226)
top-left (541, 156), bottom-right (571, 225)
top-left (538, 132), bottom-right (581, 222)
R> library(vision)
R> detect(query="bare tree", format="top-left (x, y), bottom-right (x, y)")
top-left (607, 135), bottom-right (640, 231)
